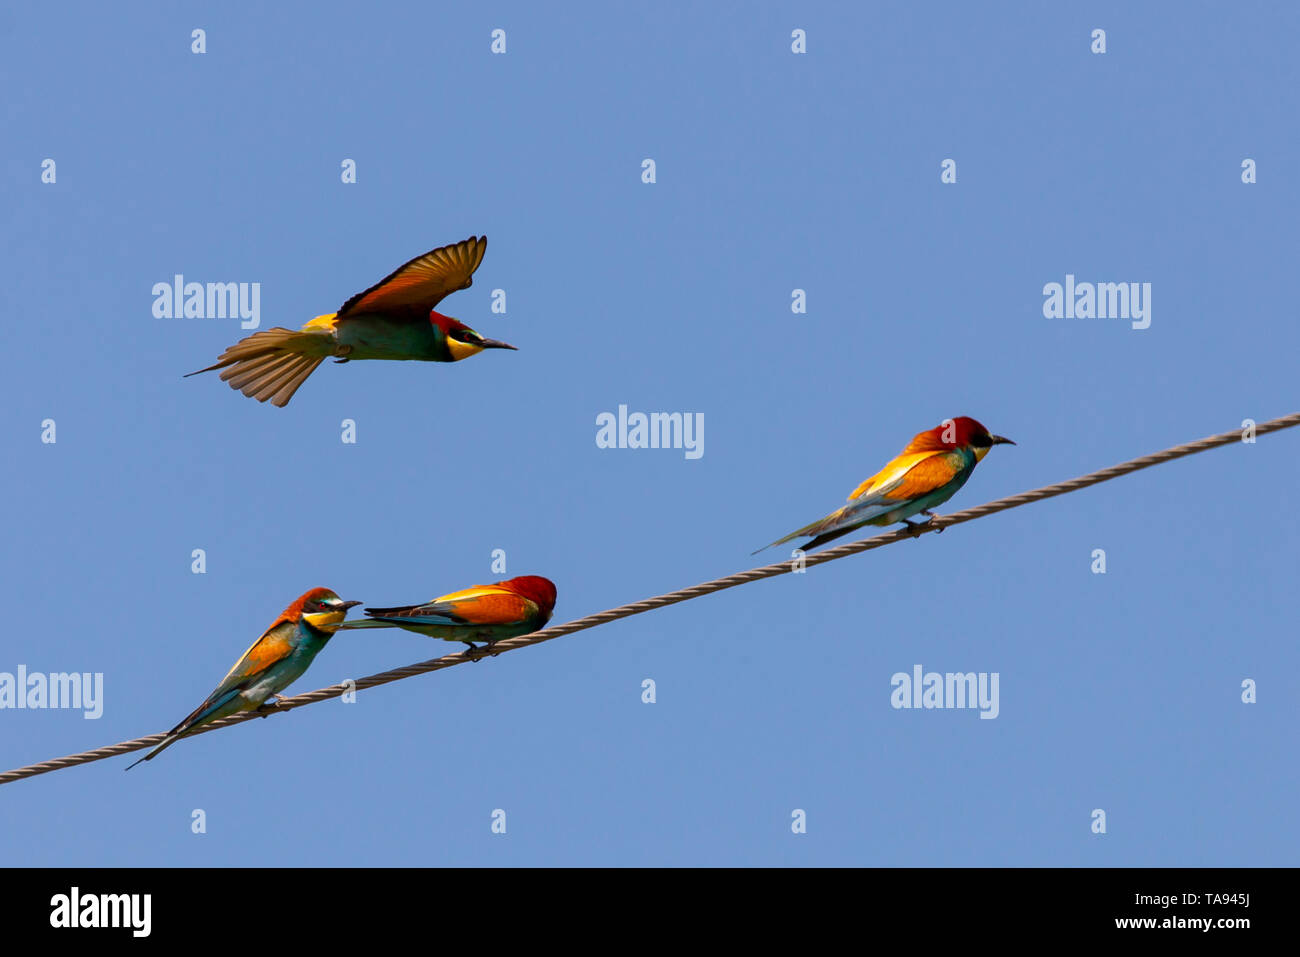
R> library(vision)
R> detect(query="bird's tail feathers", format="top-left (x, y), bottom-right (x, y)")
top-left (799, 527), bottom-right (858, 551)
top-left (752, 508), bottom-right (848, 555)
top-left (333, 619), bottom-right (396, 630)
top-left (125, 730), bottom-right (182, 770)
top-left (125, 689), bottom-right (243, 770)
top-left (186, 327), bottom-right (333, 407)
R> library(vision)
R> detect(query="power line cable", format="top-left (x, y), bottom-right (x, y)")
top-left (2, 412), bottom-right (1294, 787)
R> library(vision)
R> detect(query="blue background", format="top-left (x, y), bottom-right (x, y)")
top-left (3, 2), bottom-right (1297, 865)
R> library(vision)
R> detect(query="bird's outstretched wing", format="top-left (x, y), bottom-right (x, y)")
top-left (365, 585), bottom-right (534, 627)
top-left (336, 236), bottom-right (487, 322)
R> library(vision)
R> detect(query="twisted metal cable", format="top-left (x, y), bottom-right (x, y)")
top-left (2, 412), bottom-right (1294, 786)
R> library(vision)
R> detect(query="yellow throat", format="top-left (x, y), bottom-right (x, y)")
top-left (446, 337), bottom-right (485, 362)
top-left (303, 608), bottom-right (349, 630)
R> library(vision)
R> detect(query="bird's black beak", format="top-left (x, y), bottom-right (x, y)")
top-left (991, 435), bottom-right (1016, 446)
top-left (478, 338), bottom-right (517, 351)
top-left (339, 601), bottom-right (363, 611)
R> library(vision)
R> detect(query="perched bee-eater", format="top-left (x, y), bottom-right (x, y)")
top-left (126, 588), bottom-right (360, 769)
top-left (757, 416), bottom-right (1015, 553)
top-left (186, 236), bottom-right (515, 407)
top-left (338, 576), bottom-right (557, 653)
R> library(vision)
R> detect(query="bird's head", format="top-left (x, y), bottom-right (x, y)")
top-left (295, 588), bottom-right (362, 631)
top-left (908, 417), bottom-right (1015, 460)
top-left (430, 310), bottom-right (516, 361)
top-left (500, 576), bottom-right (558, 618)
top-left (949, 416), bottom-right (1016, 462)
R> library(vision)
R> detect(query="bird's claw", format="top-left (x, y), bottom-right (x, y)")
top-left (256, 698), bottom-right (286, 717)
top-left (903, 515), bottom-right (943, 538)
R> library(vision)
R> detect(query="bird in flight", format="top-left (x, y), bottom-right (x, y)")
top-left (186, 236), bottom-right (514, 407)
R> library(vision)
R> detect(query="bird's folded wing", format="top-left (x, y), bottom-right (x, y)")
top-left (166, 623), bottom-right (296, 734)
top-left (847, 450), bottom-right (963, 503)
top-left (336, 236), bottom-right (487, 321)
top-left (367, 586), bottom-right (532, 626)
top-left (211, 621), bottom-right (297, 692)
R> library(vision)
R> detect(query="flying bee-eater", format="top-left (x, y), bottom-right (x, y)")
top-left (337, 576), bottom-right (557, 654)
top-left (756, 416), bottom-right (1015, 553)
top-left (186, 236), bottom-right (515, 407)
top-left (126, 588), bottom-right (360, 769)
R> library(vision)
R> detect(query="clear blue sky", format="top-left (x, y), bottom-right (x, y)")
top-left (3, 2), bottom-right (1297, 866)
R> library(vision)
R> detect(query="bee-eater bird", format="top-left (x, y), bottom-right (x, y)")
top-left (756, 416), bottom-right (1015, 553)
top-left (337, 576), bottom-right (557, 653)
top-left (186, 236), bottom-right (515, 407)
top-left (126, 588), bottom-right (360, 769)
